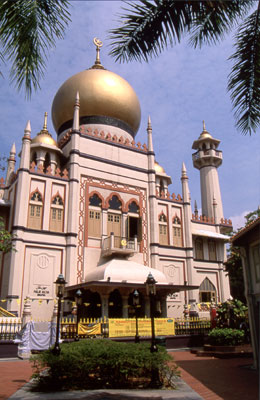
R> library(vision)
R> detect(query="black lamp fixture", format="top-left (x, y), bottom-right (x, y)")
top-left (133, 289), bottom-right (140, 343)
top-left (75, 289), bottom-right (82, 341)
top-left (145, 272), bottom-right (158, 353)
top-left (52, 274), bottom-right (67, 355)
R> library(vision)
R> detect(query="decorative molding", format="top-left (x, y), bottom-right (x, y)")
top-left (58, 126), bottom-right (148, 153)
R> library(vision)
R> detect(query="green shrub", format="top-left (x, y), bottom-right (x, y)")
top-left (31, 339), bottom-right (179, 391)
top-left (208, 328), bottom-right (244, 346)
top-left (216, 299), bottom-right (248, 329)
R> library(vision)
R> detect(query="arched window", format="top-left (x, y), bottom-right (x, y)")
top-left (159, 213), bottom-right (168, 245)
top-left (31, 152), bottom-right (37, 165)
top-left (109, 195), bottom-right (122, 210)
top-left (107, 196), bottom-right (122, 244)
top-left (199, 278), bottom-right (216, 303)
top-left (50, 194), bottom-right (64, 232)
top-left (208, 240), bottom-right (217, 261)
top-left (44, 153), bottom-right (50, 173)
top-left (127, 201), bottom-right (141, 241)
top-left (195, 237), bottom-right (204, 259)
top-left (159, 179), bottom-right (164, 196)
top-left (172, 216), bottom-right (182, 247)
top-left (28, 190), bottom-right (43, 229)
top-left (88, 193), bottom-right (102, 238)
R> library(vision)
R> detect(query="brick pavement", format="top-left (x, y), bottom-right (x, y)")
top-left (0, 352), bottom-right (258, 400)
top-left (0, 360), bottom-right (33, 400)
top-left (170, 351), bottom-right (258, 400)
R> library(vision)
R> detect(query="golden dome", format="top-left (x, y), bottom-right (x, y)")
top-left (154, 161), bottom-right (165, 174)
top-left (31, 112), bottom-right (58, 147)
top-left (51, 68), bottom-right (141, 136)
top-left (198, 120), bottom-right (213, 140)
top-left (31, 132), bottom-right (58, 147)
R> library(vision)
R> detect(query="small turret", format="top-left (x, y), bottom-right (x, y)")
top-left (5, 143), bottom-right (16, 185)
top-left (147, 115), bottom-right (154, 153)
top-left (72, 91), bottom-right (80, 131)
top-left (20, 120), bottom-right (31, 169)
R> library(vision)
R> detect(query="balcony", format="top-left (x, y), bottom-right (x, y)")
top-left (101, 234), bottom-right (138, 257)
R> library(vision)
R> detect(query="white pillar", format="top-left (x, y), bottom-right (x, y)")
top-left (22, 297), bottom-right (32, 327)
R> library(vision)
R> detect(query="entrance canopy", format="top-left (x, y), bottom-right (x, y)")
top-left (67, 259), bottom-right (198, 295)
top-left (85, 259), bottom-right (168, 285)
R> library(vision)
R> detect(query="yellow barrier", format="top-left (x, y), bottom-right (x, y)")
top-left (78, 322), bottom-right (101, 335)
top-left (109, 318), bottom-right (175, 338)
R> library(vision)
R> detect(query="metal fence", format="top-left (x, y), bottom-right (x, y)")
top-left (0, 317), bottom-right (211, 341)
top-left (174, 317), bottom-right (211, 335)
top-left (0, 318), bottom-right (22, 340)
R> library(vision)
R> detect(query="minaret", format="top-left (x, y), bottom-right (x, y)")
top-left (66, 92), bottom-right (81, 284)
top-left (147, 116), bottom-right (158, 269)
top-left (19, 120), bottom-right (31, 169)
top-left (72, 91), bottom-right (80, 131)
top-left (192, 121), bottom-right (224, 223)
top-left (5, 143), bottom-right (16, 186)
top-left (181, 163), bottom-right (194, 301)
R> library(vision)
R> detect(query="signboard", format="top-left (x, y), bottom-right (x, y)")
top-left (109, 318), bottom-right (175, 338)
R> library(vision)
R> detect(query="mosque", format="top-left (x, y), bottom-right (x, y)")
top-left (0, 40), bottom-right (232, 320)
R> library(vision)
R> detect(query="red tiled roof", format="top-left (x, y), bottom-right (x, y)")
top-left (231, 216), bottom-right (260, 243)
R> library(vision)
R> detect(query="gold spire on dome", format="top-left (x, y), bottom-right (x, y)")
top-left (31, 112), bottom-right (58, 147)
top-left (91, 37), bottom-right (105, 70)
top-left (198, 120), bottom-right (212, 140)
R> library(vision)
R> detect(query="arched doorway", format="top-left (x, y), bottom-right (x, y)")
top-left (80, 290), bottom-right (102, 319)
top-left (108, 289), bottom-right (122, 317)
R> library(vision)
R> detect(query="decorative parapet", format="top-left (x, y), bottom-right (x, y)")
top-left (192, 214), bottom-right (215, 224)
top-left (192, 214), bottom-right (232, 226)
top-left (156, 190), bottom-right (182, 202)
top-left (58, 126), bottom-right (148, 152)
top-left (29, 162), bottom-right (69, 180)
top-left (220, 218), bottom-right (232, 226)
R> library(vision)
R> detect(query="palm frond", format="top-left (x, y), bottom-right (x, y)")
top-left (228, 5), bottom-right (260, 135)
top-left (189, 0), bottom-right (255, 48)
top-left (109, 0), bottom-right (196, 62)
top-left (0, 0), bottom-right (71, 98)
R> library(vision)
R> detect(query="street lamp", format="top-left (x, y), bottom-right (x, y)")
top-left (52, 274), bottom-right (67, 355)
top-left (133, 289), bottom-right (140, 343)
top-left (145, 272), bottom-right (158, 353)
top-left (75, 289), bottom-right (82, 341)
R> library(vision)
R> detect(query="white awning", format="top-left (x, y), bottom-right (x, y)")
top-left (85, 259), bottom-right (168, 285)
top-left (192, 229), bottom-right (230, 241)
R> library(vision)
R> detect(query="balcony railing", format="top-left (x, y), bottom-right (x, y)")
top-left (102, 234), bottom-right (138, 257)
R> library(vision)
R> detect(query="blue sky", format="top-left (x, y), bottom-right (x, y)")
top-left (0, 1), bottom-right (259, 230)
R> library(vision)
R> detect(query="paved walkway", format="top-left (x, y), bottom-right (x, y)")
top-left (0, 351), bottom-right (258, 400)
top-left (170, 350), bottom-right (258, 400)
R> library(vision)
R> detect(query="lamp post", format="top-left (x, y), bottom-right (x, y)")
top-left (52, 274), bottom-right (67, 355)
top-left (75, 289), bottom-right (82, 341)
top-left (145, 272), bottom-right (158, 353)
top-left (133, 289), bottom-right (140, 343)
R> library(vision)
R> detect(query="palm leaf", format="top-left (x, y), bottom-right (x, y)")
top-left (189, 0), bottom-right (255, 47)
top-left (109, 0), bottom-right (196, 62)
top-left (109, 0), bottom-right (254, 62)
top-left (228, 5), bottom-right (260, 135)
top-left (0, 0), bottom-right (71, 98)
